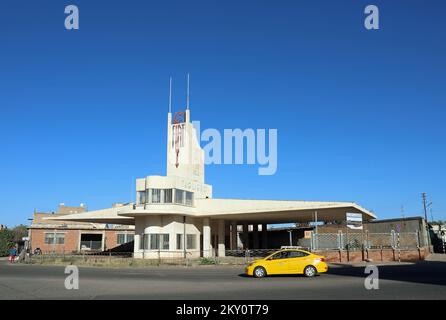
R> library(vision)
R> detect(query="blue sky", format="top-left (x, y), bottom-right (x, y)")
top-left (1, 0), bottom-right (445, 227)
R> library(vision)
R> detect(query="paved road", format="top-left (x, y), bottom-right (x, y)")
top-left (1, 259), bottom-right (446, 299)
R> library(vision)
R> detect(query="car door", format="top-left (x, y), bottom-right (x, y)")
top-left (263, 251), bottom-right (291, 275)
top-left (286, 250), bottom-right (311, 274)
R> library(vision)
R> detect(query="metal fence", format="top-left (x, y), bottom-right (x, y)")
top-left (30, 250), bottom-right (250, 266)
top-left (310, 231), bottom-right (420, 251)
top-left (367, 232), bottom-right (394, 249)
top-left (29, 250), bottom-right (192, 266)
top-left (25, 231), bottom-right (421, 266)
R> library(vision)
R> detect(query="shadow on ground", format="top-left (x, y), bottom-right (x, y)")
top-left (238, 273), bottom-right (322, 279)
top-left (236, 261), bottom-right (446, 287)
top-left (327, 260), bottom-right (446, 286)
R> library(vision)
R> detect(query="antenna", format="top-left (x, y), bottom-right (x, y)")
top-left (169, 77), bottom-right (172, 113)
top-left (186, 73), bottom-right (190, 110)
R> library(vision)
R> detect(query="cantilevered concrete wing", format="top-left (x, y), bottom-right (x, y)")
top-left (46, 199), bottom-right (375, 225)
top-left (191, 198), bottom-right (376, 224)
top-left (116, 198), bottom-right (376, 225)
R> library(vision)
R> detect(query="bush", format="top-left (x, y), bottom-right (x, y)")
top-left (199, 257), bottom-right (217, 265)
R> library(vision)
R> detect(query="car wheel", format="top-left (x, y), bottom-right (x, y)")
top-left (304, 265), bottom-right (317, 277)
top-left (253, 266), bottom-right (267, 278)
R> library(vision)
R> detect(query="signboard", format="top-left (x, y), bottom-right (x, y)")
top-left (304, 231), bottom-right (312, 239)
top-left (346, 213), bottom-right (363, 230)
top-left (172, 111), bottom-right (186, 124)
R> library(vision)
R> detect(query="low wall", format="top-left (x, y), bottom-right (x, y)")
top-left (133, 250), bottom-right (201, 259)
top-left (315, 247), bottom-right (429, 263)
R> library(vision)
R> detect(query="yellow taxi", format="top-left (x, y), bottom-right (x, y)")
top-left (245, 249), bottom-right (328, 278)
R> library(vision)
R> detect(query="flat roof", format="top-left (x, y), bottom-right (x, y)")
top-left (367, 216), bottom-right (423, 224)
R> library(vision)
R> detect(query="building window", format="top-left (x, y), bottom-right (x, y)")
top-left (80, 234), bottom-right (102, 250)
top-left (44, 233), bottom-right (65, 245)
top-left (152, 189), bottom-right (161, 203)
top-left (147, 234), bottom-right (169, 250)
top-left (164, 189), bottom-right (173, 203)
top-left (45, 233), bottom-right (53, 244)
top-left (174, 189), bottom-right (194, 206)
top-left (146, 189), bottom-right (174, 204)
top-left (187, 234), bottom-right (196, 249)
top-left (185, 191), bottom-right (193, 206)
top-left (137, 191), bottom-right (146, 205)
top-left (175, 189), bottom-right (185, 204)
top-left (177, 234), bottom-right (197, 250)
top-left (176, 234), bottom-right (183, 250)
top-left (56, 233), bottom-right (65, 244)
top-left (142, 234), bottom-right (149, 250)
top-left (117, 233), bottom-right (134, 245)
top-left (149, 234), bottom-right (158, 249)
top-left (161, 234), bottom-right (169, 250)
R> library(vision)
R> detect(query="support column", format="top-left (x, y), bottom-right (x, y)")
top-left (134, 234), bottom-right (141, 255)
top-left (225, 223), bottom-right (231, 250)
top-left (231, 221), bottom-right (237, 250)
top-left (203, 218), bottom-right (212, 257)
top-left (218, 220), bottom-right (226, 257)
top-left (77, 230), bottom-right (81, 252)
top-left (102, 231), bottom-right (106, 251)
top-left (262, 223), bottom-right (268, 249)
top-left (243, 224), bottom-right (249, 249)
top-left (253, 224), bottom-right (259, 249)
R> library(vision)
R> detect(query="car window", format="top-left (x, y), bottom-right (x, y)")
top-left (288, 251), bottom-right (309, 258)
top-left (270, 251), bottom-right (290, 260)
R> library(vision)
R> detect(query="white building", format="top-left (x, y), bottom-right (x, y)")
top-left (49, 105), bottom-right (376, 258)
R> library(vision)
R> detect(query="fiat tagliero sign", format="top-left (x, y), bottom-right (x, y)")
top-left (346, 213), bottom-right (363, 230)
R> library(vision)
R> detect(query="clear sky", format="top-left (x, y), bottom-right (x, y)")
top-left (1, 0), bottom-right (445, 227)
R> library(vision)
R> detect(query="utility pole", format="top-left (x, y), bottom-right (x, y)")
top-left (421, 192), bottom-right (431, 251)
top-left (422, 193), bottom-right (428, 222)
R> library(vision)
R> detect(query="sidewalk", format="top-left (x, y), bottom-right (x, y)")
top-left (425, 253), bottom-right (446, 261)
top-left (328, 261), bottom-right (415, 268)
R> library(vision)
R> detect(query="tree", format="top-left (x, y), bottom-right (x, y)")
top-left (11, 225), bottom-right (28, 242)
top-left (0, 225), bottom-right (28, 257)
top-left (0, 229), bottom-right (15, 257)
